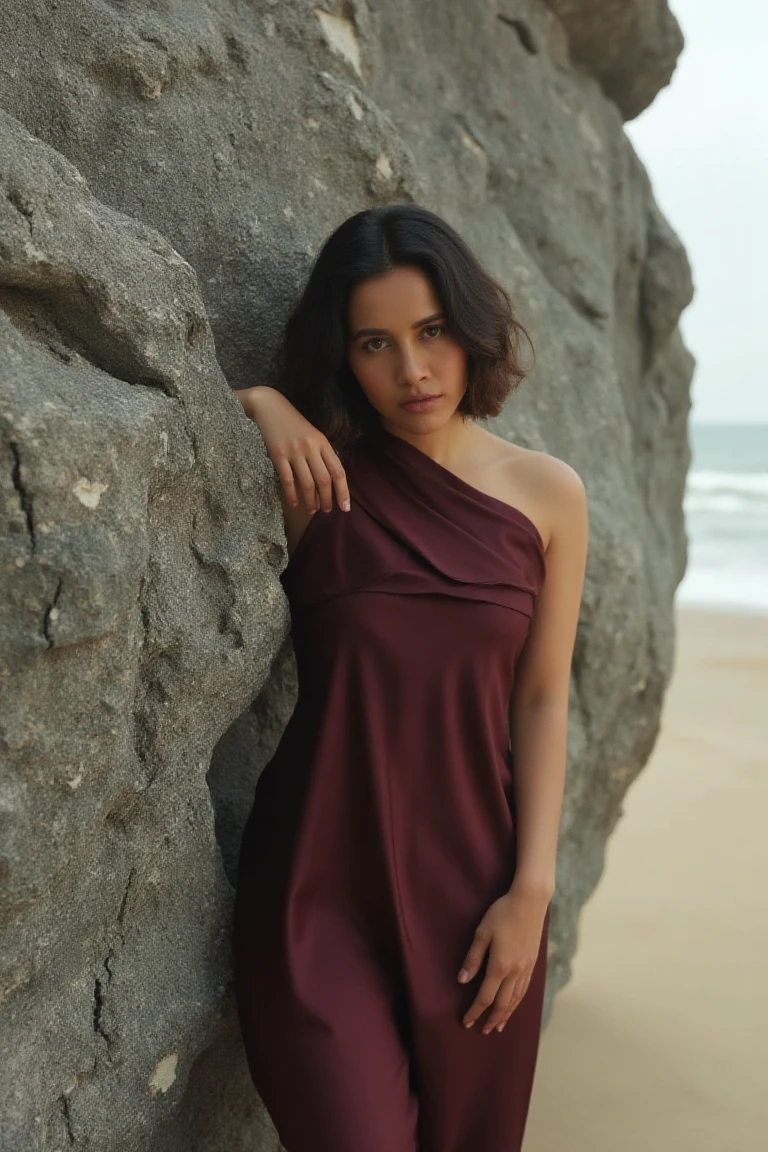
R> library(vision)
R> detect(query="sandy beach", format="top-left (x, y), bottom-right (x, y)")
top-left (525, 607), bottom-right (768, 1152)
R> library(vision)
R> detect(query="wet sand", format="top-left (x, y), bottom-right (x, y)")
top-left (526, 607), bottom-right (768, 1152)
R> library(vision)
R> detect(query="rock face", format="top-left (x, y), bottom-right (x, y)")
top-left (0, 106), bottom-right (290, 1150)
top-left (0, 3), bottom-right (693, 1149)
top-left (544, 0), bottom-right (684, 119)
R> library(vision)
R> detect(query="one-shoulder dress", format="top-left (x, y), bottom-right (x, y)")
top-left (233, 423), bottom-right (550, 1152)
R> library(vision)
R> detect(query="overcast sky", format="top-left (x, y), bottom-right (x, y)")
top-left (624, 0), bottom-right (766, 424)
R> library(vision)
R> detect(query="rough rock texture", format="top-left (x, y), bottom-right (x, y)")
top-left (544, 0), bottom-right (684, 119)
top-left (0, 2), bottom-right (693, 1149)
top-left (0, 109), bottom-right (287, 1149)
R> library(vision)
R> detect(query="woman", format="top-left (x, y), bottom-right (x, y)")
top-left (232, 204), bottom-right (588, 1152)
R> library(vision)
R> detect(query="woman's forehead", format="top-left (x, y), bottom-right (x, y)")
top-left (348, 267), bottom-right (441, 326)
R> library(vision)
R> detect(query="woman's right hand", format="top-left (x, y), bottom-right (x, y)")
top-left (235, 386), bottom-right (351, 515)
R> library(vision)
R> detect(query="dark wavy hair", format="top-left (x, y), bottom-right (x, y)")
top-left (269, 203), bottom-right (534, 451)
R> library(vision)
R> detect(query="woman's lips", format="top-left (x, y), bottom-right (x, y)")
top-left (400, 395), bottom-right (441, 412)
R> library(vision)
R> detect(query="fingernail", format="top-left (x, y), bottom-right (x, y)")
top-left (497, 1023), bottom-right (505, 1033)
top-left (458, 969), bottom-right (469, 983)
top-left (342, 499), bottom-right (351, 511)
top-left (464, 1020), bottom-right (473, 1029)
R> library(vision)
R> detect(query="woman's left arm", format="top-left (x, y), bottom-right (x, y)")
top-left (507, 457), bottom-right (589, 900)
top-left (456, 456), bottom-right (588, 1033)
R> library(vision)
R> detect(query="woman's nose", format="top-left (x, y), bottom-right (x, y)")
top-left (399, 343), bottom-right (429, 385)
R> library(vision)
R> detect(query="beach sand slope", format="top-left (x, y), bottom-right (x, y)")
top-left (526, 608), bottom-right (768, 1152)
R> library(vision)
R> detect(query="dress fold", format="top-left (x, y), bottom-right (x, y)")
top-left (281, 424), bottom-right (545, 615)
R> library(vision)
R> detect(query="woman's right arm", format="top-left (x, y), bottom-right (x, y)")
top-left (234, 386), bottom-right (351, 518)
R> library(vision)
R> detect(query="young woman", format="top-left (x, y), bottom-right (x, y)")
top-left (232, 204), bottom-right (588, 1152)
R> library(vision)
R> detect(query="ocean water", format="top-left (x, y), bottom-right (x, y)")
top-left (677, 423), bottom-right (768, 615)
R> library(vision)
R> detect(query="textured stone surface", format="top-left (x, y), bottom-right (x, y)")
top-left (0, 108), bottom-right (286, 1149)
top-left (0, 2), bottom-right (692, 1148)
top-left (544, 0), bottom-right (685, 119)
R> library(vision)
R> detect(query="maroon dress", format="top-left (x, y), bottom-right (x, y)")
top-left (233, 423), bottom-right (550, 1152)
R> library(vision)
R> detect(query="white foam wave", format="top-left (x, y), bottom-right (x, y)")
top-left (687, 470), bottom-right (768, 497)
top-left (684, 493), bottom-right (754, 515)
top-left (676, 566), bottom-right (768, 615)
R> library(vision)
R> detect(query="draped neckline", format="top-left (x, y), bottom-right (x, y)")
top-left (279, 420), bottom-right (547, 614)
top-left (371, 424), bottom-right (545, 555)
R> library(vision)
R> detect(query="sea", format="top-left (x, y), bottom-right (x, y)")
top-left (678, 423), bottom-right (768, 616)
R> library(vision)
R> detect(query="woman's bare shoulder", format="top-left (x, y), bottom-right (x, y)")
top-left (476, 427), bottom-right (586, 551)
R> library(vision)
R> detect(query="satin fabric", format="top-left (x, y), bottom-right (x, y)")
top-left (233, 423), bottom-right (550, 1152)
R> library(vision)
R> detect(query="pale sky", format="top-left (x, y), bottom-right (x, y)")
top-left (624, 0), bottom-right (767, 424)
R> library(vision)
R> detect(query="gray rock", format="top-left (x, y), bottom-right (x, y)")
top-left (544, 0), bottom-right (685, 118)
top-left (0, 107), bottom-right (286, 1149)
top-left (0, 1), bottom-right (693, 1148)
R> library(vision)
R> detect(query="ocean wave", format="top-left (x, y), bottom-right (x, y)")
top-left (682, 435), bottom-right (768, 613)
top-left (687, 470), bottom-right (768, 497)
top-left (684, 492), bottom-right (768, 516)
top-left (676, 565), bottom-right (768, 615)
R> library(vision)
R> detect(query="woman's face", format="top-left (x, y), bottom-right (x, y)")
top-left (346, 265), bottom-right (469, 434)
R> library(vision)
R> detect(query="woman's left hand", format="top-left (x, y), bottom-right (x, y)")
top-left (457, 886), bottom-right (550, 1034)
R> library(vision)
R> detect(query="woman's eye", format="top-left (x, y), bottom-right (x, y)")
top-left (362, 325), bottom-right (443, 353)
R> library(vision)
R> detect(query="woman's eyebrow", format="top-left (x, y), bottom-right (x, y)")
top-left (351, 312), bottom-right (445, 340)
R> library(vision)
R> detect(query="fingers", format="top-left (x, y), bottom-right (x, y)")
top-left (319, 442), bottom-right (352, 513)
top-left (273, 457), bottom-right (303, 510)
top-left (462, 968), bottom-right (504, 1031)
top-left (291, 456), bottom-right (322, 514)
top-left (483, 969), bottom-right (533, 1034)
top-left (457, 896), bottom-right (545, 1035)
top-left (461, 957), bottom-right (534, 1034)
top-left (273, 437), bottom-right (351, 514)
top-left (457, 924), bottom-right (492, 988)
